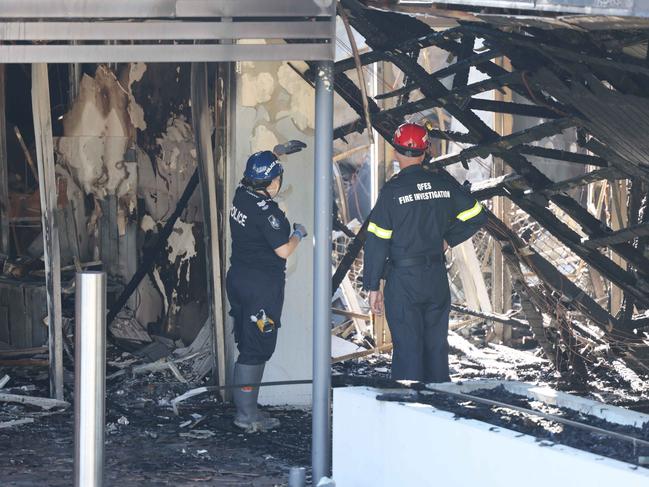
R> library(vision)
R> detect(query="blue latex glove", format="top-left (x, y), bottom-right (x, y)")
top-left (291, 223), bottom-right (308, 241)
top-left (274, 140), bottom-right (307, 156)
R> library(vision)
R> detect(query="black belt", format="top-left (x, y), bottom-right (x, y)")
top-left (389, 254), bottom-right (442, 268)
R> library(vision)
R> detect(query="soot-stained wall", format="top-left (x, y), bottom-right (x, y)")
top-left (55, 63), bottom-right (207, 344)
top-left (229, 58), bottom-right (315, 405)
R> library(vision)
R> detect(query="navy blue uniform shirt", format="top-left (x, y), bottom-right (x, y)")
top-left (363, 165), bottom-right (487, 291)
top-left (229, 185), bottom-right (290, 275)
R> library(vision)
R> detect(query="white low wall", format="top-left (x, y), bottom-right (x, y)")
top-left (333, 386), bottom-right (649, 487)
top-left (429, 379), bottom-right (649, 427)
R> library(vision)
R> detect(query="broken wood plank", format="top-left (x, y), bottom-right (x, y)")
top-left (450, 304), bottom-right (528, 328)
top-left (0, 392), bottom-right (69, 409)
top-left (331, 343), bottom-right (393, 364)
top-left (32, 63), bottom-right (64, 400)
top-left (583, 222), bottom-right (649, 248)
top-left (517, 145), bottom-right (607, 167)
top-left (0, 417), bottom-right (34, 428)
top-left (470, 173), bottom-right (523, 200)
top-left (0, 374), bottom-right (9, 388)
top-left (0, 358), bottom-right (48, 366)
top-left (339, 274), bottom-right (369, 336)
top-left (452, 239), bottom-right (493, 317)
top-left (539, 167), bottom-right (624, 195)
top-left (332, 308), bottom-right (370, 321)
top-left (0, 346), bottom-right (48, 358)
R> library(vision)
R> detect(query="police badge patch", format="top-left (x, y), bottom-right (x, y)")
top-left (268, 214), bottom-right (280, 230)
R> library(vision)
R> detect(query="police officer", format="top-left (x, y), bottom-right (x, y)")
top-left (363, 123), bottom-right (487, 383)
top-left (226, 140), bottom-right (307, 432)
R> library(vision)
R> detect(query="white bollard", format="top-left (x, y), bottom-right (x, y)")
top-left (74, 271), bottom-right (106, 487)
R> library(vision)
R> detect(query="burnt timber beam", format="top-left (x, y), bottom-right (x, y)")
top-left (334, 50), bottom-right (385, 74)
top-left (538, 167), bottom-right (624, 195)
top-left (434, 36), bottom-right (566, 110)
top-left (517, 145), bottom-right (608, 167)
top-left (466, 99), bottom-right (559, 119)
top-left (336, 72), bottom-right (521, 141)
top-left (375, 48), bottom-right (504, 100)
top-left (552, 192), bottom-right (649, 275)
top-left (469, 173), bottom-right (524, 201)
top-left (332, 24), bottom-right (464, 75)
top-left (583, 223), bottom-right (649, 249)
top-left (500, 150), bottom-right (649, 277)
top-left (428, 118), bottom-right (574, 168)
top-left (509, 192), bottom-right (649, 308)
top-left (583, 138), bottom-right (649, 182)
top-left (377, 70), bottom-right (520, 102)
top-left (464, 23), bottom-right (649, 78)
top-left (328, 69), bottom-right (394, 141)
top-left (384, 49), bottom-right (496, 140)
top-left (485, 209), bottom-right (620, 332)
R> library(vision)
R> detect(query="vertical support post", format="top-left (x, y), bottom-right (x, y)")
top-left (190, 62), bottom-right (227, 398)
top-left (491, 57), bottom-right (512, 341)
top-left (0, 65), bottom-right (9, 255)
top-left (312, 60), bottom-right (334, 484)
top-left (32, 64), bottom-right (64, 400)
top-left (609, 179), bottom-right (627, 315)
top-left (216, 59), bottom-right (238, 400)
top-left (74, 271), bottom-right (106, 487)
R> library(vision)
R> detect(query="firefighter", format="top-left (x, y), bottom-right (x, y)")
top-left (363, 122), bottom-right (487, 383)
top-left (226, 140), bottom-right (307, 432)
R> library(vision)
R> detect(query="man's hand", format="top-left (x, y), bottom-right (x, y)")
top-left (273, 140), bottom-right (307, 156)
top-left (369, 290), bottom-right (384, 315)
top-left (443, 240), bottom-right (449, 252)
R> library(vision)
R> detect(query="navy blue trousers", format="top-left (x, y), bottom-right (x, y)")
top-left (384, 262), bottom-right (451, 383)
top-left (226, 265), bottom-right (285, 365)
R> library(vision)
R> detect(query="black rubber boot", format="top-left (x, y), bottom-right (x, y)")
top-left (232, 362), bottom-right (280, 432)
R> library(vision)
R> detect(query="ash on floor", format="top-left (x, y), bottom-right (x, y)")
top-left (0, 368), bottom-right (311, 487)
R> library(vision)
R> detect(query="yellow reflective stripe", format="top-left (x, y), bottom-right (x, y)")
top-left (367, 222), bottom-right (393, 239)
top-left (456, 201), bottom-right (483, 222)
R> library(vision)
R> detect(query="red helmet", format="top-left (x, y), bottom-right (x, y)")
top-left (393, 122), bottom-right (428, 156)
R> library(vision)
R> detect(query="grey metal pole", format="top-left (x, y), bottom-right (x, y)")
top-left (312, 60), bottom-right (334, 483)
top-left (74, 271), bottom-right (106, 487)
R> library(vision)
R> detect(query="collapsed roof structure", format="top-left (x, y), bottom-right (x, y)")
top-left (330, 0), bottom-right (649, 378)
